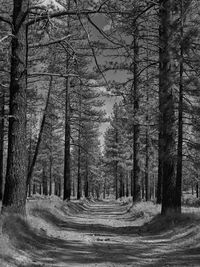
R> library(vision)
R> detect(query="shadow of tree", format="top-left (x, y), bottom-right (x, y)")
top-left (31, 207), bottom-right (141, 236)
top-left (2, 201), bottom-right (200, 267)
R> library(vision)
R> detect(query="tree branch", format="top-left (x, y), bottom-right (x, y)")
top-left (29, 35), bottom-right (71, 48)
top-left (0, 15), bottom-right (12, 25)
top-left (28, 72), bottom-right (78, 78)
top-left (27, 9), bottom-right (131, 26)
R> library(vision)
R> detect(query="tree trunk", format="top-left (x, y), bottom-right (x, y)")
top-left (115, 162), bottom-right (118, 199)
top-left (126, 172), bottom-right (129, 197)
top-left (157, 152), bottom-right (162, 203)
top-left (72, 179), bottom-right (75, 197)
top-left (153, 175), bottom-right (156, 200)
top-left (196, 182), bottom-right (199, 198)
top-left (63, 75), bottom-right (71, 200)
top-left (145, 129), bottom-right (150, 201)
top-left (77, 143), bottom-right (81, 200)
top-left (119, 171), bottom-right (123, 198)
top-left (54, 182), bottom-right (58, 196)
top-left (28, 182), bottom-right (31, 197)
top-left (42, 167), bottom-right (48, 196)
top-left (130, 170), bottom-right (133, 197)
top-left (133, 24), bottom-right (140, 202)
top-left (58, 182), bottom-right (61, 197)
top-left (27, 127), bottom-right (32, 198)
top-left (84, 160), bottom-right (89, 198)
top-left (175, 0), bottom-right (184, 214)
top-left (192, 182), bottom-right (194, 195)
top-left (49, 155), bottom-right (53, 196)
top-left (27, 77), bottom-right (52, 188)
top-left (157, 24), bottom-right (163, 205)
top-left (39, 183), bottom-right (42, 195)
top-left (160, 0), bottom-right (177, 215)
top-left (141, 177), bottom-right (145, 200)
top-left (77, 87), bottom-right (82, 200)
top-left (0, 89), bottom-right (4, 200)
top-left (145, 28), bottom-right (150, 202)
top-left (2, 1), bottom-right (29, 215)
top-left (63, 0), bottom-right (71, 201)
top-left (33, 183), bottom-right (36, 195)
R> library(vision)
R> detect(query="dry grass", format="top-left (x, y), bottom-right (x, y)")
top-left (0, 197), bottom-right (200, 266)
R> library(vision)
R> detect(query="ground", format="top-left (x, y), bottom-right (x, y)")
top-left (1, 197), bottom-right (200, 266)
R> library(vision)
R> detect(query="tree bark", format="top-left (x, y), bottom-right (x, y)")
top-left (84, 159), bottom-right (89, 198)
top-left (77, 139), bottom-right (81, 200)
top-left (126, 172), bottom-right (129, 197)
top-left (39, 183), bottom-right (42, 195)
top-left (49, 154), bottom-right (53, 196)
top-left (130, 169), bottom-right (133, 197)
top-left (33, 183), bottom-right (36, 195)
top-left (133, 24), bottom-right (140, 202)
top-left (0, 89), bottom-right (4, 200)
top-left (63, 76), bottom-right (71, 200)
top-left (141, 177), bottom-right (145, 200)
top-left (145, 132), bottom-right (150, 201)
top-left (192, 182), bottom-right (194, 195)
top-left (42, 167), bottom-right (48, 196)
top-left (145, 27), bottom-right (150, 202)
top-left (26, 77), bottom-right (52, 188)
top-left (157, 24), bottom-right (163, 205)
top-left (77, 86), bottom-right (82, 200)
top-left (160, 0), bottom-right (177, 215)
top-left (175, 0), bottom-right (184, 214)
top-left (115, 162), bottom-right (118, 200)
top-left (58, 182), bottom-right (61, 197)
top-left (119, 171), bottom-right (123, 198)
top-left (63, 0), bottom-right (71, 201)
top-left (2, 0), bottom-right (29, 215)
top-left (196, 182), bottom-right (199, 198)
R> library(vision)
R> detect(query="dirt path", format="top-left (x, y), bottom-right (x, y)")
top-left (6, 200), bottom-right (200, 267)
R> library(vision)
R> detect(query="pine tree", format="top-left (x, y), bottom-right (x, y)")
top-left (2, 0), bottom-right (29, 215)
top-left (159, 0), bottom-right (177, 215)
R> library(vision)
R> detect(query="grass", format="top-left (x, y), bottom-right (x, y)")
top-left (0, 196), bottom-right (200, 266)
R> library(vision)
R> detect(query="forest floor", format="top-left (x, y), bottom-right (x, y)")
top-left (1, 196), bottom-right (200, 266)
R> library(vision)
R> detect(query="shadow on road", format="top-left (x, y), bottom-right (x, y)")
top-left (2, 200), bottom-right (200, 266)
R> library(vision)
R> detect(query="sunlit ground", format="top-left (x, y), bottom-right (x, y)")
top-left (1, 195), bottom-right (200, 266)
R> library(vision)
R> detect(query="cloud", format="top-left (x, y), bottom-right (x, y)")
top-left (103, 21), bottom-right (112, 31)
top-left (39, 0), bottom-right (65, 11)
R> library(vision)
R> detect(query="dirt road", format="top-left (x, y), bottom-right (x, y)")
top-left (14, 199), bottom-right (199, 267)
top-left (2, 199), bottom-right (200, 266)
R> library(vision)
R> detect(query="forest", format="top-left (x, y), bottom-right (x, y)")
top-left (1, 0), bottom-right (200, 266)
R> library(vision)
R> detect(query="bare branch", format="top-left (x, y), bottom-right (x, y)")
top-left (0, 34), bottom-right (15, 44)
top-left (0, 15), bottom-right (12, 25)
top-left (28, 72), bottom-right (78, 78)
top-left (76, 13), bottom-right (110, 90)
top-left (29, 35), bottom-right (71, 48)
top-left (27, 9), bottom-right (131, 26)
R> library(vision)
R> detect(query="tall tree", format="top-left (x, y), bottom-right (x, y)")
top-left (0, 88), bottom-right (4, 200)
top-left (159, 0), bottom-right (177, 215)
top-left (63, 0), bottom-right (72, 201)
top-left (2, 1), bottom-right (29, 215)
top-left (132, 24), bottom-right (141, 202)
top-left (175, 0), bottom-right (184, 213)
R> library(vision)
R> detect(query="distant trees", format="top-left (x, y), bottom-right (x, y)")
top-left (100, 0), bottom-right (200, 214)
top-left (103, 103), bottom-right (131, 199)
